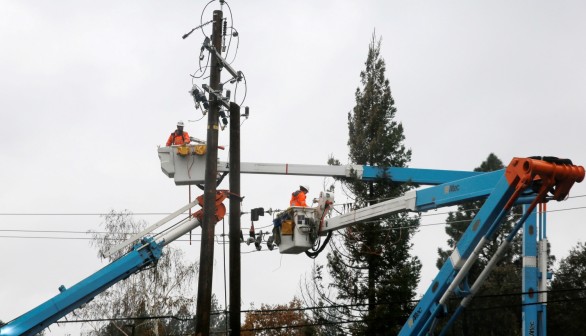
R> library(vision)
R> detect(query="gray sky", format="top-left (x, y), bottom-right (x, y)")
top-left (2, 1), bottom-right (586, 334)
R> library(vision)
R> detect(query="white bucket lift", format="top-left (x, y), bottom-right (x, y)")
top-left (274, 191), bottom-right (335, 254)
top-left (275, 207), bottom-right (318, 254)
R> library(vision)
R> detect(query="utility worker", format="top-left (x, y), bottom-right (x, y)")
top-left (166, 121), bottom-right (190, 146)
top-left (290, 185), bottom-right (309, 207)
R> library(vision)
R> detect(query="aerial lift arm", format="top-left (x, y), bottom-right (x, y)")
top-left (158, 149), bottom-right (585, 335)
top-left (321, 170), bottom-right (505, 233)
top-left (158, 146), bottom-right (483, 185)
top-left (249, 157), bottom-right (583, 335)
top-left (0, 192), bottom-right (227, 336)
top-left (398, 158), bottom-right (584, 336)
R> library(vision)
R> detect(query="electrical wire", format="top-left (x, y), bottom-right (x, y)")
top-left (50, 288), bottom-right (586, 332)
top-left (221, 218), bottom-right (229, 335)
top-left (226, 27), bottom-right (240, 65)
top-left (233, 79), bottom-right (239, 106)
top-left (199, 0), bottom-right (216, 39)
top-left (3, 203), bottom-right (586, 237)
top-left (0, 212), bottom-right (177, 216)
top-left (47, 286), bottom-right (586, 318)
top-left (224, 1), bottom-right (234, 34)
top-left (241, 287), bottom-right (586, 315)
top-left (188, 0), bottom-right (215, 81)
top-left (193, 0), bottom-right (239, 79)
top-left (0, 235), bottom-right (203, 242)
top-left (188, 114), bottom-right (206, 123)
top-left (222, 1), bottom-right (236, 61)
top-left (192, 53), bottom-right (211, 79)
top-left (238, 71), bottom-right (247, 106)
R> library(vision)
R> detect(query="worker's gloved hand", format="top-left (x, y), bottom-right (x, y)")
top-left (312, 198), bottom-right (318, 203)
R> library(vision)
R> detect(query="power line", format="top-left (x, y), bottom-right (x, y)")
top-left (0, 212), bottom-right (175, 216)
top-left (231, 293), bottom-right (586, 331)
top-left (49, 293), bottom-right (586, 332)
top-left (239, 287), bottom-right (586, 315)
top-left (2, 192), bottom-right (585, 217)
top-left (0, 236), bottom-right (204, 242)
top-left (0, 229), bottom-right (204, 235)
top-left (3, 195), bottom-right (585, 217)
top-left (3, 202), bottom-right (586, 240)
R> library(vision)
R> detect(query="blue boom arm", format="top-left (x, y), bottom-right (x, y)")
top-left (157, 151), bottom-right (584, 335)
top-left (0, 238), bottom-right (163, 336)
top-left (398, 157), bottom-right (584, 335)
top-left (2, 155), bottom-right (582, 336)
top-left (317, 158), bottom-right (583, 335)
top-left (0, 191), bottom-right (222, 336)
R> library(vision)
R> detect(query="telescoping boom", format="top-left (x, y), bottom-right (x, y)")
top-left (2, 152), bottom-right (583, 336)
top-left (0, 192), bottom-right (228, 336)
top-left (159, 146), bottom-right (585, 335)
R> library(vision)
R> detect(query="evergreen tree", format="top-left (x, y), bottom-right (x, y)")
top-left (436, 153), bottom-right (523, 335)
top-left (321, 33), bottom-right (421, 335)
top-left (548, 242), bottom-right (586, 335)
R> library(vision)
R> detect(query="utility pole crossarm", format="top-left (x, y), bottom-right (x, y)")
top-left (203, 37), bottom-right (242, 81)
top-left (201, 84), bottom-right (230, 109)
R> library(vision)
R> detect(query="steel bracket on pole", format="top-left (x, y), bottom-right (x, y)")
top-left (203, 38), bottom-right (242, 82)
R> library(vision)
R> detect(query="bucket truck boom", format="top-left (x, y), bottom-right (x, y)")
top-left (0, 192), bottom-right (228, 336)
top-left (158, 147), bottom-right (584, 335)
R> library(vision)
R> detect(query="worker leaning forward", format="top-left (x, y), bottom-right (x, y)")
top-left (290, 185), bottom-right (309, 207)
top-left (272, 184), bottom-right (310, 245)
top-left (166, 121), bottom-right (190, 146)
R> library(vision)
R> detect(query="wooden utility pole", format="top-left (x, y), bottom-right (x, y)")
top-left (195, 9), bottom-right (223, 336)
top-left (229, 102), bottom-right (241, 335)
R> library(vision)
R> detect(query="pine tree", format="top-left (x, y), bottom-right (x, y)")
top-left (436, 153), bottom-right (523, 335)
top-left (323, 33), bottom-right (421, 335)
top-left (548, 242), bottom-right (586, 335)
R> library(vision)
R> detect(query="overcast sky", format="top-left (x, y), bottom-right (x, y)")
top-left (2, 1), bottom-right (586, 334)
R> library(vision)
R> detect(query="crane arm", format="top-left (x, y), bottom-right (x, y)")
top-left (158, 146), bottom-right (482, 186)
top-left (273, 158), bottom-right (583, 335)
top-left (321, 170), bottom-right (504, 233)
top-left (398, 157), bottom-right (584, 336)
top-left (157, 150), bottom-right (585, 335)
top-left (0, 191), bottom-right (228, 336)
top-left (0, 236), bottom-right (168, 336)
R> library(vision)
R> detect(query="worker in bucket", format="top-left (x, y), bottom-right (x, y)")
top-left (166, 121), bottom-right (191, 146)
top-left (290, 185), bottom-right (309, 207)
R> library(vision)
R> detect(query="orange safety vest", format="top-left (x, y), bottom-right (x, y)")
top-left (166, 131), bottom-right (190, 146)
top-left (290, 190), bottom-right (307, 207)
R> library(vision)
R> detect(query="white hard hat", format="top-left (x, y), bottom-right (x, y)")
top-left (177, 120), bottom-right (185, 127)
top-left (300, 185), bottom-right (309, 192)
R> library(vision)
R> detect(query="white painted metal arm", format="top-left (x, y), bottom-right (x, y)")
top-left (107, 199), bottom-right (200, 256)
top-left (321, 191), bottom-right (417, 233)
top-left (157, 218), bottom-right (202, 247)
top-left (220, 162), bottom-right (363, 178)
